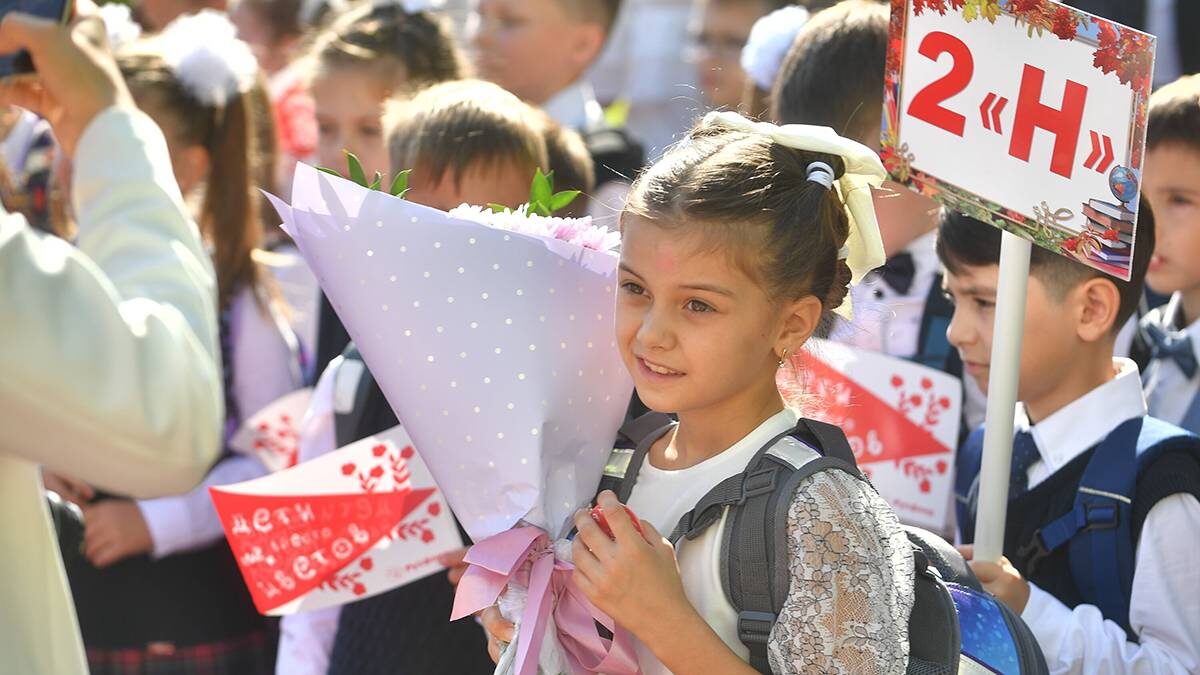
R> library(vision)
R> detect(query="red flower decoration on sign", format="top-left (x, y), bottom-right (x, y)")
top-left (1051, 7), bottom-right (1076, 40)
top-left (401, 446), bottom-right (415, 460)
top-left (341, 463), bottom-right (356, 476)
top-left (428, 502), bottom-right (441, 516)
top-left (372, 444), bottom-right (388, 457)
top-left (360, 557), bottom-right (374, 571)
top-left (369, 465), bottom-right (385, 479)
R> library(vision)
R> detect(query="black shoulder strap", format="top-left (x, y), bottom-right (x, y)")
top-left (596, 412), bottom-right (674, 502)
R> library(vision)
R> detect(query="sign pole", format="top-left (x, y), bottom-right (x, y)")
top-left (972, 231), bottom-right (1032, 562)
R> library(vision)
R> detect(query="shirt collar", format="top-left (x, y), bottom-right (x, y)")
top-left (542, 81), bottom-right (604, 132)
top-left (1016, 358), bottom-right (1147, 472)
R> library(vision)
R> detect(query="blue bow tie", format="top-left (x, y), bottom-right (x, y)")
top-left (1145, 322), bottom-right (1198, 379)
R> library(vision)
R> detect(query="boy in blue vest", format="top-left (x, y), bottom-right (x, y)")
top-left (1139, 75), bottom-right (1200, 434)
top-left (941, 208), bottom-right (1200, 672)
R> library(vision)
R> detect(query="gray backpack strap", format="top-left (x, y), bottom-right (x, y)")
top-left (666, 423), bottom-right (861, 674)
top-left (597, 413), bottom-right (675, 502)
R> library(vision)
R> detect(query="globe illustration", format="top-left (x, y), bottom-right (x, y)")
top-left (1109, 166), bottom-right (1140, 204)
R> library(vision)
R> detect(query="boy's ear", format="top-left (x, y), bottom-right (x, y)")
top-left (777, 295), bottom-right (824, 357)
top-left (1075, 276), bottom-right (1121, 342)
top-left (566, 22), bottom-right (607, 72)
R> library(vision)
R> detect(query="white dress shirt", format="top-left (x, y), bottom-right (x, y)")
top-left (137, 286), bottom-right (301, 557)
top-left (830, 230), bottom-right (939, 358)
top-left (0, 107), bottom-right (221, 675)
top-left (1014, 359), bottom-right (1200, 674)
top-left (1142, 293), bottom-right (1200, 433)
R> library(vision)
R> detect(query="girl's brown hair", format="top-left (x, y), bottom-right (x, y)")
top-left (622, 119), bottom-right (852, 316)
top-left (309, 4), bottom-right (466, 93)
top-left (118, 50), bottom-right (268, 311)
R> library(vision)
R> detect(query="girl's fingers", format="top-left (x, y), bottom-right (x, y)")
top-left (570, 536), bottom-right (606, 584)
top-left (480, 605), bottom-right (515, 643)
top-left (595, 490), bottom-right (640, 543)
top-left (573, 508), bottom-right (616, 560)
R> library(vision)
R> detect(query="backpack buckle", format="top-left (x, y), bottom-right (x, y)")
top-left (1082, 502), bottom-right (1119, 531)
top-left (1017, 534), bottom-right (1051, 577)
top-left (736, 610), bottom-right (776, 645)
top-left (740, 468), bottom-right (777, 503)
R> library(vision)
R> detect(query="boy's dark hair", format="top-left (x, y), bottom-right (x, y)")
top-left (936, 205), bottom-right (1156, 333)
top-left (565, 0), bottom-right (623, 35)
top-left (771, 0), bottom-right (888, 142)
top-left (1147, 74), bottom-right (1200, 154)
top-left (542, 116), bottom-right (595, 218)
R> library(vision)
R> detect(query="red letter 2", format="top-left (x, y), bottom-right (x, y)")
top-left (908, 31), bottom-right (975, 136)
top-left (1008, 65), bottom-right (1087, 179)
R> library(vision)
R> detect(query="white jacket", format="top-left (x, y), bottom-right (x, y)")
top-left (0, 106), bottom-right (223, 675)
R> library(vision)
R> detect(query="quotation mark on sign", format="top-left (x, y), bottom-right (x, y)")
top-left (1083, 130), bottom-right (1115, 173)
top-left (979, 92), bottom-right (1008, 134)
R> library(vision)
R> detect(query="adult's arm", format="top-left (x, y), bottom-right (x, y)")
top-left (0, 105), bottom-right (222, 497)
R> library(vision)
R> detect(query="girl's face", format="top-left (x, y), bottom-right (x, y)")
top-left (616, 218), bottom-right (811, 419)
top-left (312, 68), bottom-right (391, 178)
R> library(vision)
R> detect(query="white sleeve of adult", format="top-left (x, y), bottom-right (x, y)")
top-left (137, 453), bottom-right (270, 559)
top-left (1021, 494), bottom-right (1200, 674)
top-left (0, 106), bottom-right (222, 498)
top-left (277, 606), bottom-right (342, 675)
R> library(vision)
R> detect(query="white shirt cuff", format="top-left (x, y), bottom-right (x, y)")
top-left (137, 495), bottom-right (193, 560)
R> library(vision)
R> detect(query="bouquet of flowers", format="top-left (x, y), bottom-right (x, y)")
top-left (267, 163), bottom-right (638, 674)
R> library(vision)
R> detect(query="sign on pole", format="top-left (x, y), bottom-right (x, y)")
top-left (882, 0), bottom-right (1156, 279)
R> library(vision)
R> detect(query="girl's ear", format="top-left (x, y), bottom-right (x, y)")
top-left (1075, 276), bottom-right (1121, 342)
top-left (776, 295), bottom-right (823, 359)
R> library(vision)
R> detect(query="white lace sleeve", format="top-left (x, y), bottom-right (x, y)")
top-left (767, 470), bottom-right (915, 674)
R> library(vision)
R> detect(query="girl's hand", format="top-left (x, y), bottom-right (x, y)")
top-left (957, 545), bottom-right (1031, 614)
top-left (571, 490), bottom-right (692, 642)
top-left (82, 499), bottom-right (152, 568)
top-left (479, 604), bottom-right (515, 664)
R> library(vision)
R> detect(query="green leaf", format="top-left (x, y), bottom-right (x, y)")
top-left (345, 151), bottom-right (367, 187)
top-left (489, 203), bottom-right (511, 213)
top-left (530, 201), bottom-right (552, 217)
top-left (389, 169), bottom-right (411, 197)
top-left (530, 169), bottom-right (553, 209)
top-left (317, 166), bottom-right (343, 178)
top-left (369, 171), bottom-right (382, 191)
top-left (549, 190), bottom-right (580, 213)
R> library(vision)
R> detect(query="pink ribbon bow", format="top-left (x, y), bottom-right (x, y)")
top-left (451, 526), bottom-right (642, 675)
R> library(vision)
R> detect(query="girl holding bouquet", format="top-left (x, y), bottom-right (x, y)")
top-left (484, 114), bottom-right (916, 673)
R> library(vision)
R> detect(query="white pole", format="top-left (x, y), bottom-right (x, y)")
top-left (971, 231), bottom-right (1032, 562)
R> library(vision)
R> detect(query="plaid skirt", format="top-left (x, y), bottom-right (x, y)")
top-left (85, 628), bottom-right (276, 675)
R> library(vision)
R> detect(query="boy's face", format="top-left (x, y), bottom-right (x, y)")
top-left (405, 161), bottom-right (531, 212)
top-left (312, 68), bottom-right (390, 180)
top-left (688, 0), bottom-right (763, 110)
top-left (1143, 143), bottom-right (1200, 297)
top-left (470, 0), bottom-right (603, 106)
top-left (944, 263), bottom-right (1080, 416)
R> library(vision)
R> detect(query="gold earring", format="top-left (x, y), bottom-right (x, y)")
top-left (778, 348), bottom-right (789, 368)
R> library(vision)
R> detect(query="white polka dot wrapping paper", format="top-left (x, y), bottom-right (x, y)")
top-left (267, 164), bottom-right (635, 543)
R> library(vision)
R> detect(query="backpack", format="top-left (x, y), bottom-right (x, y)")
top-left (601, 413), bottom-right (1048, 675)
top-left (956, 415), bottom-right (1200, 637)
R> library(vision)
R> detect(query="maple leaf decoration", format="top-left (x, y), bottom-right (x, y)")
top-left (1050, 7), bottom-right (1076, 40)
top-left (1092, 19), bottom-right (1152, 92)
top-left (317, 150), bottom-right (411, 198)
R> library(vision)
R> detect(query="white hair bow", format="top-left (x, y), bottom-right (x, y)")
top-left (740, 5), bottom-right (811, 92)
top-left (702, 111), bottom-right (887, 318)
top-left (158, 10), bottom-right (259, 108)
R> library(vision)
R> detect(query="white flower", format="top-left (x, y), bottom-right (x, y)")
top-left (447, 204), bottom-right (621, 252)
top-left (158, 10), bottom-right (258, 108)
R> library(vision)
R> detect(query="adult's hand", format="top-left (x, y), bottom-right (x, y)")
top-left (0, 1), bottom-right (133, 157)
